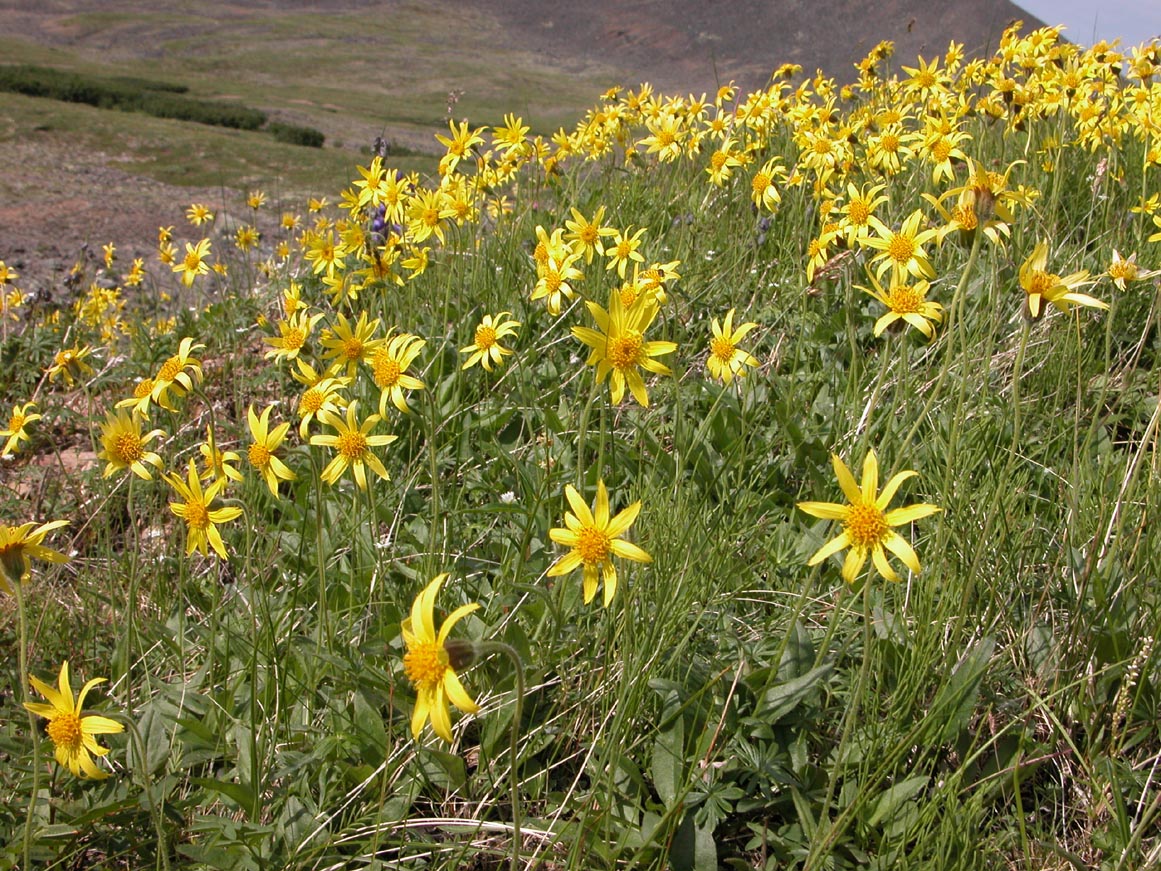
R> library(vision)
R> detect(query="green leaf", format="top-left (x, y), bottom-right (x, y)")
top-left (758, 661), bottom-right (834, 723)
top-left (865, 775), bottom-right (929, 828)
top-left (930, 636), bottom-right (995, 742)
top-left (652, 716), bottom-right (685, 808)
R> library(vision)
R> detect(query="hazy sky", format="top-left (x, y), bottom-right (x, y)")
top-left (1014, 0), bottom-right (1161, 47)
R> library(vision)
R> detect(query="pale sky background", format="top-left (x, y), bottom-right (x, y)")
top-left (1014, 0), bottom-right (1161, 47)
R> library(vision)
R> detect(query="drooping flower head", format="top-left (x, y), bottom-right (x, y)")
top-left (1018, 241), bottom-right (1104, 319)
top-left (402, 573), bottom-right (480, 742)
top-left (0, 520), bottom-right (69, 592)
top-left (797, 449), bottom-right (940, 584)
top-left (23, 662), bottom-right (124, 779)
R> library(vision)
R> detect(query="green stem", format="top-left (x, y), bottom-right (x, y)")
top-left (16, 582), bottom-right (39, 871)
top-left (474, 641), bottom-right (525, 871)
top-left (574, 372), bottom-right (601, 488)
top-left (121, 715), bottom-right (172, 871)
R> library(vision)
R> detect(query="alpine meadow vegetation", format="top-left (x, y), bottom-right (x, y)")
top-left (4, 21), bottom-right (1161, 871)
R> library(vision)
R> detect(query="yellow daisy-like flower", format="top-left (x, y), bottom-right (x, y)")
top-left (368, 332), bottom-right (426, 415)
top-left (246, 404), bottom-right (296, 497)
top-left (604, 226), bottom-right (647, 279)
top-left (46, 345), bottom-right (95, 387)
top-left (1106, 249), bottom-right (1158, 291)
top-left (198, 426), bottom-right (242, 485)
top-left (547, 481), bottom-right (652, 607)
top-left (173, 238), bottom-right (212, 287)
top-left (862, 209), bottom-right (939, 283)
top-left (797, 449), bottom-right (940, 584)
top-left (571, 292), bottom-right (676, 407)
top-left (23, 662), bottom-right (124, 779)
top-left (707, 309), bottom-right (760, 385)
top-left (402, 573), bottom-right (480, 742)
top-left (319, 311), bottom-right (383, 380)
top-left (310, 401), bottom-right (397, 490)
top-left (460, 312), bottom-right (520, 372)
top-left (2, 400), bottom-right (41, 457)
top-left (0, 519), bottom-right (69, 592)
top-left (164, 458), bottom-right (244, 559)
top-left (151, 337), bottom-right (205, 411)
top-left (858, 274), bottom-right (944, 340)
top-left (264, 308), bottom-right (323, 364)
top-left (98, 409), bottom-right (165, 480)
top-left (185, 203), bottom-right (214, 226)
top-left (1018, 241), bottom-right (1103, 320)
top-left (564, 205), bottom-right (617, 263)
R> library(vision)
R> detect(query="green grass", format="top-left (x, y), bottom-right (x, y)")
top-left (1, 19), bottom-right (1161, 871)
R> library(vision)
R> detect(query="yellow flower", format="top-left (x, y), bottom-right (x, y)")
top-left (98, 409), bottom-right (165, 480)
top-left (707, 309), bottom-right (760, 385)
top-left (165, 459), bottom-right (243, 559)
top-left (797, 449), bottom-right (940, 584)
top-left (368, 333), bottom-right (426, 415)
top-left (246, 404), bottom-right (296, 497)
top-left (460, 312), bottom-right (520, 372)
top-left (47, 345), bottom-right (95, 386)
top-left (1106, 249), bottom-right (1158, 291)
top-left (264, 310), bottom-right (323, 363)
top-left (186, 203), bottom-right (214, 226)
top-left (402, 573), bottom-right (480, 742)
top-left (858, 274), bottom-right (944, 340)
top-left (150, 336), bottom-right (205, 411)
top-left (310, 401), bottom-right (397, 490)
top-left (564, 205), bottom-right (616, 263)
top-left (23, 662), bottom-right (123, 779)
top-left (2, 401), bottom-right (41, 457)
top-left (294, 362), bottom-right (349, 438)
top-left (199, 426), bottom-right (242, 484)
top-left (173, 238), bottom-right (212, 287)
top-left (862, 209), bottom-right (939, 283)
top-left (1018, 241), bottom-right (1103, 319)
top-left (532, 252), bottom-right (584, 316)
top-left (604, 226), bottom-right (647, 279)
top-left (0, 520), bottom-right (69, 592)
top-left (571, 292), bottom-right (676, 407)
top-left (320, 311), bottom-right (383, 379)
top-left (547, 481), bottom-right (652, 606)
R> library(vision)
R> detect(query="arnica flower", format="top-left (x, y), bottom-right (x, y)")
top-left (368, 333), bottom-right (426, 415)
top-left (2, 401), bottom-right (41, 457)
top-left (862, 209), bottom-right (939, 283)
top-left (706, 309), bottom-right (760, 385)
top-left (310, 401), bottom-right (397, 490)
top-left (571, 291), bottom-right (676, 407)
top-left (264, 310), bottom-right (324, 363)
top-left (604, 226), bottom-right (648, 279)
top-left (797, 450), bottom-right (940, 584)
top-left (461, 312), bottom-right (520, 372)
top-left (247, 404), bottom-right (296, 496)
top-left (0, 520), bottom-right (69, 592)
top-left (402, 573), bottom-right (480, 742)
top-left (1106, 249), bottom-right (1158, 291)
top-left (98, 409), bottom-right (165, 480)
top-left (46, 345), bottom-right (95, 387)
top-left (1018, 241), bottom-right (1104, 319)
top-left (858, 274), bottom-right (944, 340)
top-left (165, 459), bottom-right (243, 559)
top-left (151, 337), bottom-right (205, 410)
top-left (547, 480), bottom-right (652, 607)
top-left (23, 662), bottom-right (123, 779)
top-left (320, 311), bottom-right (383, 379)
top-left (564, 205), bottom-right (617, 263)
top-left (173, 238), bottom-right (212, 287)
top-left (199, 426), bottom-right (242, 485)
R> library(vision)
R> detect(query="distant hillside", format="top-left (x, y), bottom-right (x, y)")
top-left (467, 0), bottom-right (1048, 94)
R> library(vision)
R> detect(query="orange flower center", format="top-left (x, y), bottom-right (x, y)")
top-left (847, 200), bottom-right (870, 225)
top-left (1108, 261), bottom-right (1137, 282)
top-left (282, 327), bottom-right (305, 350)
top-left (576, 525), bottom-right (611, 565)
top-left (248, 443), bottom-right (271, 468)
top-left (338, 431), bottom-right (368, 460)
top-left (951, 203), bottom-right (979, 231)
top-left (9, 412), bottom-right (25, 431)
top-left (184, 499), bottom-right (210, 532)
top-left (474, 325), bottom-right (497, 350)
top-left (47, 712), bottom-right (83, 752)
top-left (115, 432), bottom-right (144, 464)
top-left (157, 357), bottom-right (182, 382)
top-left (752, 172), bottom-right (771, 194)
top-left (932, 139), bottom-right (952, 162)
top-left (887, 233), bottom-right (917, 264)
top-left (1026, 270), bottom-right (1057, 296)
top-left (579, 224), bottom-right (598, 245)
top-left (711, 336), bottom-right (736, 363)
top-left (710, 151), bottom-right (728, 170)
top-left (545, 272), bottom-right (562, 293)
top-left (608, 331), bottom-right (643, 370)
top-left (886, 286), bottom-right (922, 313)
top-left (404, 641), bottom-right (448, 689)
top-left (844, 501), bottom-right (889, 549)
top-left (134, 378), bottom-right (154, 399)
top-left (300, 390), bottom-right (324, 414)
top-left (342, 338), bottom-right (364, 361)
top-left (373, 355), bottom-right (402, 388)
